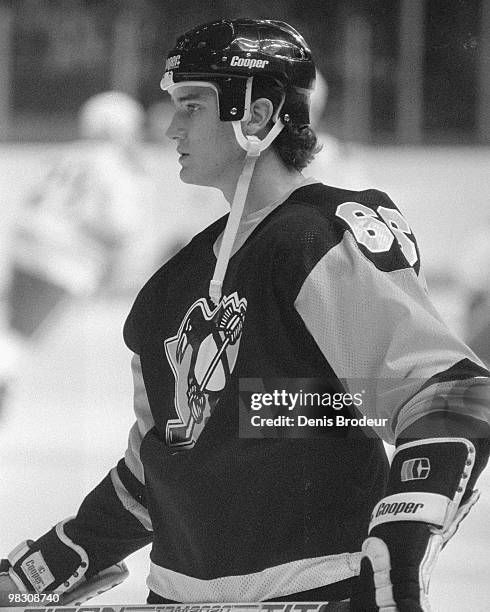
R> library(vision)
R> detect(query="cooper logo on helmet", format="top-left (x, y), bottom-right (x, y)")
top-left (230, 56), bottom-right (270, 69)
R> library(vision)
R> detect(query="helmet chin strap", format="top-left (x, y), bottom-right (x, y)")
top-left (209, 86), bottom-right (285, 305)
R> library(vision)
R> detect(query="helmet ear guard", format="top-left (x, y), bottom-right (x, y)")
top-left (217, 77), bottom-right (251, 122)
top-left (230, 77), bottom-right (286, 154)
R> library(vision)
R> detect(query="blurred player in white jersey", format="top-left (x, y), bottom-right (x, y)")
top-left (7, 91), bottom-right (159, 339)
top-left (1, 18), bottom-right (489, 611)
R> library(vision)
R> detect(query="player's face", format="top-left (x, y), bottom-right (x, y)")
top-left (166, 85), bottom-right (244, 190)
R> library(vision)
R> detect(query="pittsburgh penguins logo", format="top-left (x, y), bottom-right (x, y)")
top-left (164, 292), bottom-right (247, 449)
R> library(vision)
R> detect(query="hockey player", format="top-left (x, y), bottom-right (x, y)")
top-left (1, 19), bottom-right (489, 610)
top-left (9, 90), bottom-right (153, 341)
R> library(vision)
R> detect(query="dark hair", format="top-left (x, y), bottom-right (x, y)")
top-left (251, 77), bottom-right (321, 171)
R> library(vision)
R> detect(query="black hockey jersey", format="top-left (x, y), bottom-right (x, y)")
top-left (63, 183), bottom-right (489, 602)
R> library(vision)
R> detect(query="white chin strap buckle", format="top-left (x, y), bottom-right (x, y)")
top-left (231, 119), bottom-right (284, 157)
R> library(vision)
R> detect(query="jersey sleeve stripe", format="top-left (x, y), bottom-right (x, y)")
top-left (394, 376), bottom-right (490, 437)
top-left (294, 232), bottom-right (487, 444)
top-left (116, 458), bottom-right (147, 508)
top-left (131, 353), bottom-right (155, 432)
top-left (110, 467), bottom-right (153, 531)
top-left (124, 353), bottom-right (156, 482)
top-left (125, 422), bottom-right (148, 483)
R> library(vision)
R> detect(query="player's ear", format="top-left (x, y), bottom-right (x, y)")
top-left (245, 98), bottom-right (274, 136)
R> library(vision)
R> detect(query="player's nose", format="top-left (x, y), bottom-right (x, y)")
top-left (165, 112), bottom-right (186, 141)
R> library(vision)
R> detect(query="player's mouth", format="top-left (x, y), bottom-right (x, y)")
top-left (178, 152), bottom-right (189, 164)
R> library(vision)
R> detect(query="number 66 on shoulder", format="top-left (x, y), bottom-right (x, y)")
top-left (336, 200), bottom-right (419, 268)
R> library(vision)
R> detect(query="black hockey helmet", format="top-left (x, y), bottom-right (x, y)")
top-left (161, 18), bottom-right (316, 124)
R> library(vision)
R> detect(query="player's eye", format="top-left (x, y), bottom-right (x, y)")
top-left (183, 103), bottom-right (201, 115)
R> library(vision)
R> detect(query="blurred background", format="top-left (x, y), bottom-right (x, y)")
top-left (0, 0), bottom-right (489, 610)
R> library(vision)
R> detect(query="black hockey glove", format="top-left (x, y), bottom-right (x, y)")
top-left (0, 518), bottom-right (128, 606)
top-left (350, 438), bottom-right (486, 611)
